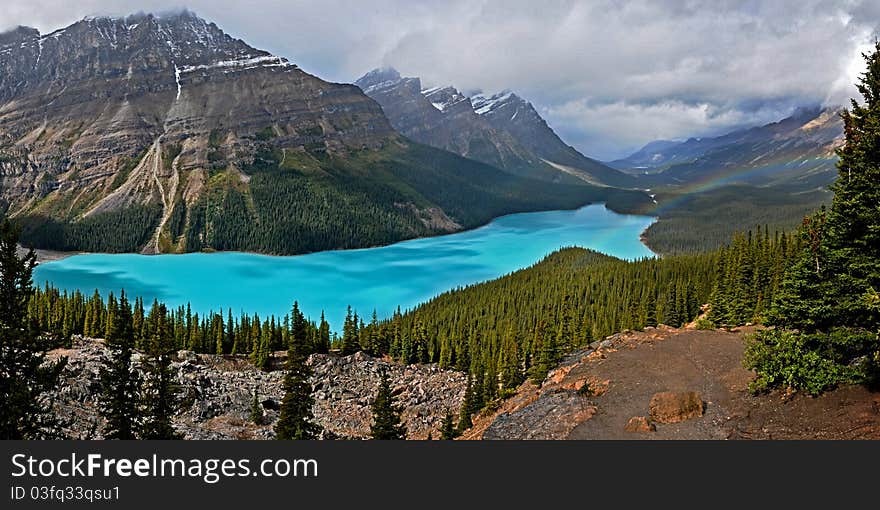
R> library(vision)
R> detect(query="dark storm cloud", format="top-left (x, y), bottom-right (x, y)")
top-left (2, 0), bottom-right (876, 159)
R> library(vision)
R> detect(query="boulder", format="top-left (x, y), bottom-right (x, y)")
top-left (624, 416), bottom-right (656, 433)
top-left (177, 350), bottom-right (198, 362)
top-left (649, 392), bottom-right (705, 424)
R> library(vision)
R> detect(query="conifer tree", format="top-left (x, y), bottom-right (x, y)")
top-left (290, 302), bottom-right (309, 353)
top-left (98, 290), bottom-right (140, 439)
top-left (140, 302), bottom-right (181, 439)
top-left (341, 306), bottom-right (359, 355)
top-left (440, 410), bottom-right (459, 440)
top-left (499, 324), bottom-right (523, 390)
top-left (275, 315), bottom-right (321, 440)
top-left (529, 320), bottom-right (555, 383)
top-left (250, 391), bottom-right (264, 426)
top-left (772, 45), bottom-right (880, 326)
top-left (369, 369), bottom-right (406, 440)
top-left (0, 219), bottom-right (65, 439)
top-left (317, 311), bottom-right (331, 354)
top-left (747, 42), bottom-right (880, 392)
top-left (644, 290), bottom-right (658, 327)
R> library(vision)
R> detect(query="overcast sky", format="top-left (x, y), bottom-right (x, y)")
top-left (2, 1), bottom-right (877, 159)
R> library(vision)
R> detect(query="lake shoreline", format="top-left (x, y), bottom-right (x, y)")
top-left (27, 203), bottom-right (660, 264)
top-left (33, 204), bottom-right (656, 331)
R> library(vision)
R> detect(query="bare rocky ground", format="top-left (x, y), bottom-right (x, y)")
top-left (47, 337), bottom-right (466, 440)
top-left (16, 245), bottom-right (79, 263)
top-left (45, 325), bottom-right (880, 441)
top-left (467, 325), bottom-right (880, 440)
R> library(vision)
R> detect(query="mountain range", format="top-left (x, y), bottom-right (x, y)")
top-left (355, 68), bottom-right (636, 188)
top-left (0, 10), bottom-right (847, 257)
top-left (610, 106), bottom-right (843, 192)
top-left (0, 11), bottom-right (645, 255)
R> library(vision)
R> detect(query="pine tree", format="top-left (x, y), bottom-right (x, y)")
top-left (140, 302), bottom-right (181, 440)
top-left (290, 301), bottom-right (309, 353)
top-left (457, 373), bottom-right (480, 433)
top-left (644, 289), bottom-right (658, 327)
top-left (341, 306), bottom-right (359, 355)
top-left (440, 410), bottom-right (459, 440)
top-left (275, 319), bottom-right (321, 440)
top-left (98, 290), bottom-right (140, 439)
top-left (814, 46), bottom-right (880, 331)
top-left (529, 319), bottom-right (555, 383)
top-left (369, 369), bottom-right (406, 440)
top-left (250, 391), bottom-right (264, 426)
top-left (499, 324), bottom-right (523, 390)
top-left (771, 44), bottom-right (880, 333)
top-left (317, 311), bottom-right (331, 354)
top-left (0, 219), bottom-right (66, 439)
top-left (748, 42), bottom-right (880, 392)
top-left (228, 309), bottom-right (237, 355)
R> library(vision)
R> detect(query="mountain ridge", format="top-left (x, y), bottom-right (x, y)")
top-left (0, 12), bottom-right (648, 255)
top-left (610, 106), bottom-right (843, 191)
top-left (356, 67), bottom-right (637, 188)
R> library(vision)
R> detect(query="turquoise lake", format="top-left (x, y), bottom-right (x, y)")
top-left (33, 204), bottom-right (655, 330)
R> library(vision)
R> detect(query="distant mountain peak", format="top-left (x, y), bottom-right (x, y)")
top-left (421, 85), bottom-right (470, 112)
top-left (471, 90), bottom-right (526, 118)
top-left (355, 67), bottom-right (406, 94)
top-left (355, 68), bottom-right (635, 188)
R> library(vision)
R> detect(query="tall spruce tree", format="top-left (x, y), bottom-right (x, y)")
top-left (369, 369), bottom-right (406, 440)
top-left (440, 410), bottom-right (458, 440)
top-left (98, 290), bottom-right (141, 439)
top-left (0, 219), bottom-right (65, 439)
top-left (774, 44), bottom-right (880, 328)
top-left (250, 390), bottom-right (264, 426)
top-left (747, 42), bottom-right (880, 393)
top-left (140, 302), bottom-right (181, 439)
top-left (275, 312), bottom-right (321, 440)
top-left (341, 306), bottom-right (359, 355)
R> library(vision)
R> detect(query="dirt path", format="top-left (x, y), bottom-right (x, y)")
top-left (567, 328), bottom-right (750, 439)
top-left (474, 325), bottom-right (880, 440)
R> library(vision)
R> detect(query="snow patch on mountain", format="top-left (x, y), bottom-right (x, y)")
top-left (421, 86), bottom-right (469, 112)
top-left (178, 55), bottom-right (294, 74)
top-left (471, 90), bottom-right (515, 115)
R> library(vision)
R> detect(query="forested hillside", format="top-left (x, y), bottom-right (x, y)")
top-left (18, 141), bottom-right (648, 255)
top-left (642, 185), bottom-right (829, 254)
top-left (22, 226), bottom-right (796, 428)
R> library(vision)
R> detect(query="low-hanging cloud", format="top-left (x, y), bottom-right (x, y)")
top-left (1, 0), bottom-right (877, 159)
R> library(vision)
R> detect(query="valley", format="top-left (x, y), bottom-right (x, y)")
top-left (2, 7), bottom-right (877, 445)
top-left (32, 204), bottom-right (656, 330)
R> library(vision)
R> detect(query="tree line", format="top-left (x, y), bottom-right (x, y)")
top-left (14, 221), bottom-right (801, 437)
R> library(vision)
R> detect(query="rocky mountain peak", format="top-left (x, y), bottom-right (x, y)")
top-left (355, 67), bottom-right (634, 187)
top-left (472, 90), bottom-right (540, 125)
top-left (0, 10), bottom-right (398, 251)
top-left (355, 66), bottom-right (403, 91)
top-left (0, 25), bottom-right (40, 47)
top-left (421, 85), bottom-right (471, 112)
top-left (472, 90), bottom-right (518, 114)
top-left (0, 10), bottom-right (293, 103)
